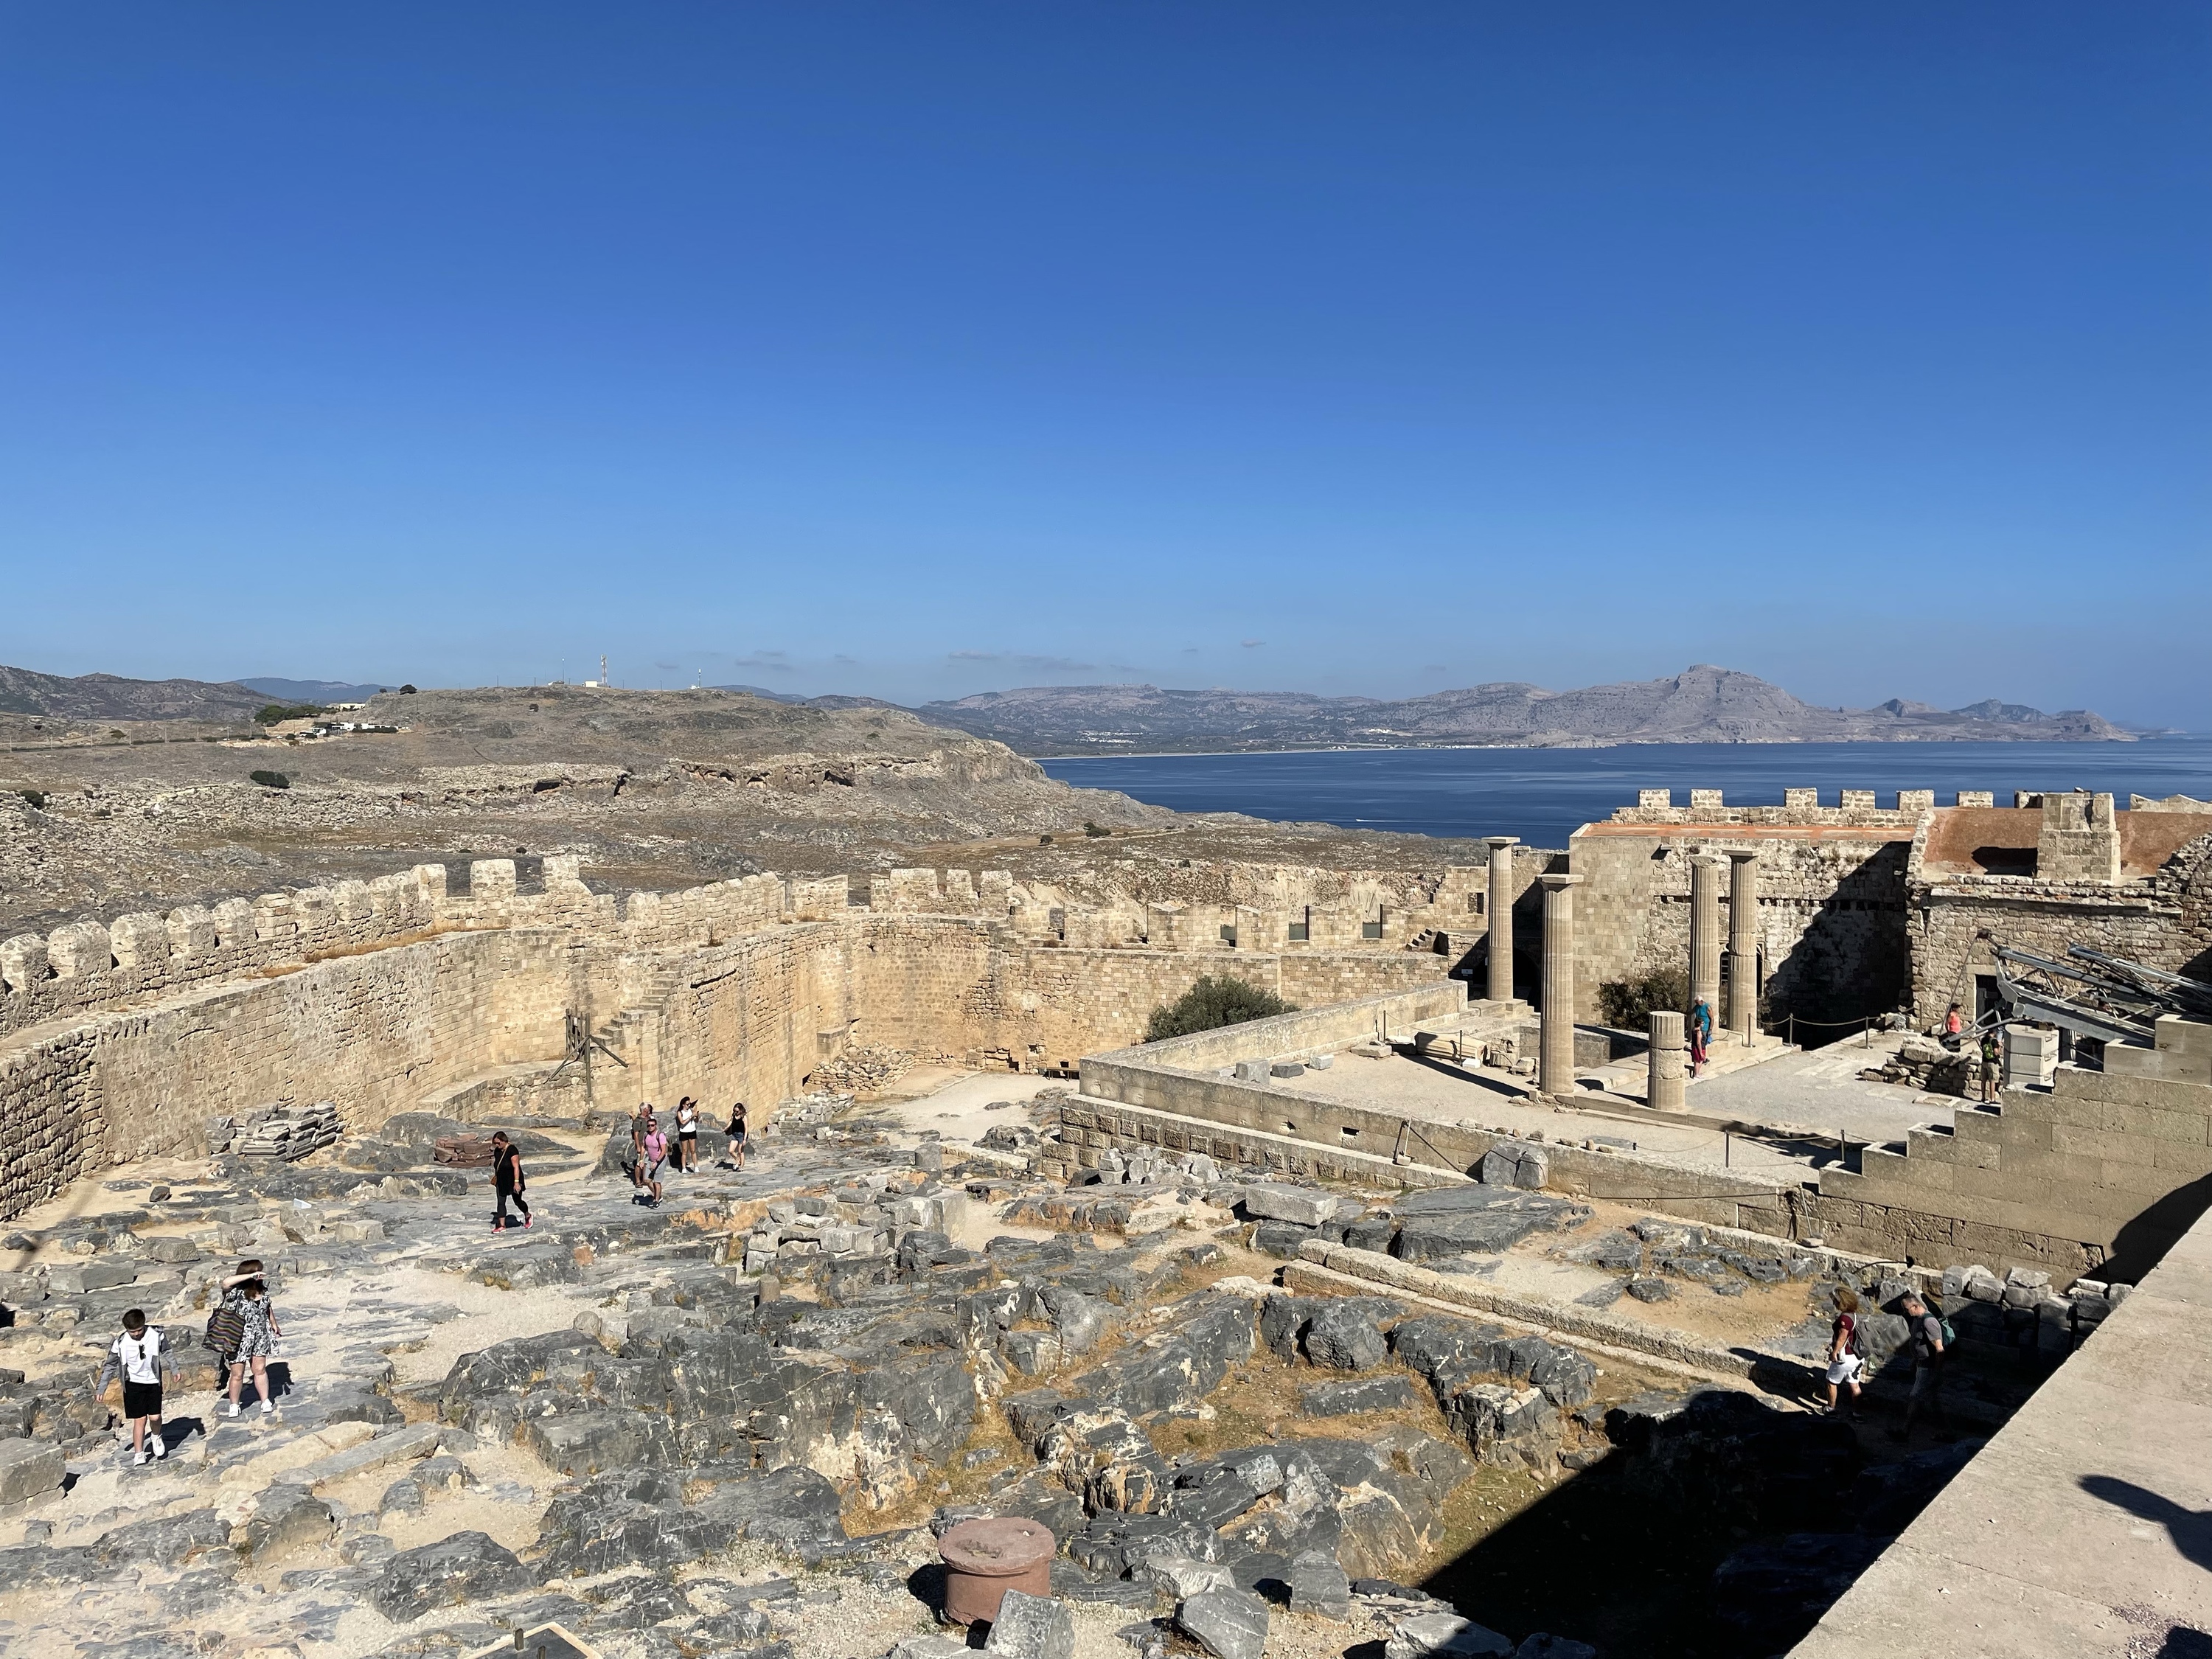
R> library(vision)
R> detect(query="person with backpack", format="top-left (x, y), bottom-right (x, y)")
top-left (627, 1102), bottom-right (656, 1192)
top-left (218, 1267), bottom-right (282, 1416)
top-left (1980, 1026), bottom-right (2003, 1102)
top-left (1899, 1291), bottom-right (1949, 1438)
top-left (490, 1130), bottom-right (531, 1231)
top-left (97, 1309), bottom-right (172, 1464)
top-left (1821, 1287), bottom-right (1864, 1419)
top-left (1688, 996), bottom-right (1714, 1078)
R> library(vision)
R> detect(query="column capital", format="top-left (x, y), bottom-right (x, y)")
top-left (1538, 872), bottom-right (1582, 889)
top-left (1484, 835), bottom-right (1520, 849)
top-left (1726, 847), bottom-right (1760, 864)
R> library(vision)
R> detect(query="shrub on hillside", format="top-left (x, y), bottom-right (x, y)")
top-left (1598, 967), bottom-right (1689, 1031)
top-left (249, 770), bottom-right (291, 790)
top-left (254, 703), bottom-right (324, 726)
top-left (1145, 975), bottom-right (1296, 1043)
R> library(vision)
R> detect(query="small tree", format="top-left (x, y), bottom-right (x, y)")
top-left (398, 684), bottom-right (418, 695)
top-left (16, 789), bottom-right (45, 810)
top-left (1597, 967), bottom-right (1689, 1031)
top-left (254, 703), bottom-right (324, 726)
top-left (249, 770), bottom-right (291, 790)
top-left (1083, 820), bottom-right (1110, 838)
top-left (1146, 975), bottom-right (1295, 1042)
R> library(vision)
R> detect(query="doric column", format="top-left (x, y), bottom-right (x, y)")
top-left (1648, 1009), bottom-right (1686, 1111)
top-left (1688, 853), bottom-right (1723, 1021)
top-left (1726, 849), bottom-right (1761, 1043)
top-left (1484, 836), bottom-right (1518, 1003)
top-left (1538, 872), bottom-right (1582, 1097)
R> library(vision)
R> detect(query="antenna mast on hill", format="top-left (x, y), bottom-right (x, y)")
top-left (601, 654), bottom-right (609, 688)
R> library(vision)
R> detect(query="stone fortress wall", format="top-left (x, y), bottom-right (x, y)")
top-left (1571, 785), bottom-right (2212, 1037)
top-left (0, 855), bottom-right (1455, 1228)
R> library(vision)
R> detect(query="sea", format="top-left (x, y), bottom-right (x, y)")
top-left (1040, 737), bottom-right (2212, 849)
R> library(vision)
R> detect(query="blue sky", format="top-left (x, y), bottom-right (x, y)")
top-left (2, 4), bottom-right (2206, 725)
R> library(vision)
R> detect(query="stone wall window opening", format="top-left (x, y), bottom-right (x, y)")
top-left (1287, 907), bottom-right (1310, 943)
top-left (1362, 907), bottom-right (1385, 941)
top-left (1219, 922), bottom-right (1238, 947)
top-left (1467, 891), bottom-right (1484, 914)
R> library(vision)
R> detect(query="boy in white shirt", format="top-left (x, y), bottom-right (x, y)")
top-left (96, 1308), bottom-right (170, 1465)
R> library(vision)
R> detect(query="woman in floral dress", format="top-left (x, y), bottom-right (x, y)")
top-left (220, 1267), bottom-right (282, 1417)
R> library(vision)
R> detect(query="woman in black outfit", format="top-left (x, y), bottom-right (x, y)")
top-left (490, 1131), bottom-right (531, 1230)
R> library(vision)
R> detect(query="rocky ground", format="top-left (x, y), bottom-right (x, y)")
top-left (0, 1081), bottom-right (2012, 1659)
top-left (0, 685), bottom-right (1497, 936)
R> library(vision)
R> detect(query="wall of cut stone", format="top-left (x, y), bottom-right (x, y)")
top-left (1570, 827), bottom-right (1913, 1029)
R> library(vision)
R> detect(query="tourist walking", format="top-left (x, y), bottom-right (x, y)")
top-left (490, 1130), bottom-right (531, 1231)
top-left (1942, 1002), bottom-right (1965, 1048)
top-left (640, 1121), bottom-right (668, 1207)
top-left (97, 1308), bottom-right (172, 1464)
top-left (1980, 1025), bottom-right (2002, 1102)
top-left (220, 1267), bottom-right (282, 1416)
top-left (627, 1102), bottom-right (655, 1192)
top-left (1820, 1288), bottom-right (1863, 1419)
top-left (675, 1097), bottom-right (699, 1172)
top-left (1688, 996), bottom-right (1713, 1077)
top-left (726, 1099), bottom-right (748, 1170)
top-left (1898, 1291), bottom-right (1948, 1439)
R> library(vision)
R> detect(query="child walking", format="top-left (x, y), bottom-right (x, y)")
top-left (97, 1309), bottom-right (171, 1464)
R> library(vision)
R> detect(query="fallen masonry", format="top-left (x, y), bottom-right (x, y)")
top-left (0, 1071), bottom-right (2051, 1659)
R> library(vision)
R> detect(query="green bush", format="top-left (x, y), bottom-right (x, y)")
top-left (254, 703), bottom-right (324, 726)
top-left (1083, 821), bottom-right (1110, 838)
top-left (16, 789), bottom-right (44, 810)
top-left (249, 770), bottom-right (291, 790)
top-left (398, 684), bottom-right (418, 695)
top-left (1597, 967), bottom-right (1689, 1031)
top-left (1145, 975), bottom-right (1296, 1043)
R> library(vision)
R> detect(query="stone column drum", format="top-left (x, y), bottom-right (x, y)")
top-left (1688, 854), bottom-right (1723, 1020)
top-left (1538, 872), bottom-right (1582, 1097)
top-left (1648, 1009), bottom-right (1686, 1111)
top-left (1726, 849), bottom-right (1760, 1043)
top-left (1484, 836), bottom-right (1518, 1004)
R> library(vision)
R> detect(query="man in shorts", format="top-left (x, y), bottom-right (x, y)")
top-left (1820, 1287), bottom-right (1863, 1420)
top-left (1899, 1291), bottom-right (1947, 1438)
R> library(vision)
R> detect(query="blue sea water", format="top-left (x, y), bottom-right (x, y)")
top-left (1040, 737), bottom-right (2212, 849)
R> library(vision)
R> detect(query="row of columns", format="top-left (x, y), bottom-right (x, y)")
top-left (1499, 841), bottom-right (1759, 1106)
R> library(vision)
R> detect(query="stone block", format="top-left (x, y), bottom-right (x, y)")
top-left (983, 1590), bottom-right (1075, 1659)
top-left (1242, 1183), bottom-right (1337, 1227)
top-left (0, 1438), bottom-right (65, 1503)
top-left (1385, 1611), bottom-right (1514, 1657)
top-left (1177, 1587), bottom-right (1270, 1659)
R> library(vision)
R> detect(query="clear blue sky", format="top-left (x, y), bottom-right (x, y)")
top-left (3, 4), bottom-right (2206, 725)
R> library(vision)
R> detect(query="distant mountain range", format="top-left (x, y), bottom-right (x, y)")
top-left (911, 666), bottom-right (2142, 754)
top-left (236, 676), bottom-right (394, 703)
top-left (0, 661), bottom-right (2146, 751)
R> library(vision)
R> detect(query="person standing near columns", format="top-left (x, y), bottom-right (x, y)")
top-left (1484, 837), bottom-right (1518, 1004)
top-left (1688, 852), bottom-right (1723, 1018)
top-left (1538, 873), bottom-right (1582, 1098)
top-left (1648, 1009), bottom-right (1686, 1110)
top-left (1726, 849), bottom-right (1761, 1044)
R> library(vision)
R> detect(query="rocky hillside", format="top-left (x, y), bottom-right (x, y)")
top-left (917, 666), bottom-right (2135, 754)
top-left (0, 684), bottom-right (1176, 933)
top-left (0, 663), bottom-right (268, 723)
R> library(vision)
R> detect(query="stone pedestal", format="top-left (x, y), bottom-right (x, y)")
top-left (1726, 849), bottom-right (1760, 1043)
top-left (1648, 1009), bottom-right (1686, 1111)
top-left (1484, 837), bottom-right (1518, 1004)
top-left (1688, 854), bottom-right (1723, 1018)
top-left (1538, 873), bottom-right (1582, 1097)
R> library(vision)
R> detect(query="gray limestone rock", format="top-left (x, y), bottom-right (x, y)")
top-left (97, 1510), bottom-right (238, 1571)
top-left (240, 1488), bottom-right (334, 1565)
top-left (369, 1530), bottom-right (532, 1621)
top-left (1136, 1554), bottom-right (1237, 1599)
top-left (1242, 1183), bottom-right (1338, 1227)
top-left (1385, 1611), bottom-right (1515, 1658)
top-left (1251, 1221), bottom-right (1314, 1259)
top-left (1301, 1374), bottom-right (1419, 1416)
top-left (983, 1590), bottom-right (1077, 1659)
top-left (1175, 1587), bottom-right (1270, 1659)
top-left (1627, 1277), bottom-right (1671, 1302)
top-left (1304, 1302), bottom-right (1388, 1371)
top-left (0, 1437), bottom-right (64, 1503)
top-left (1287, 1548), bottom-right (1352, 1618)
